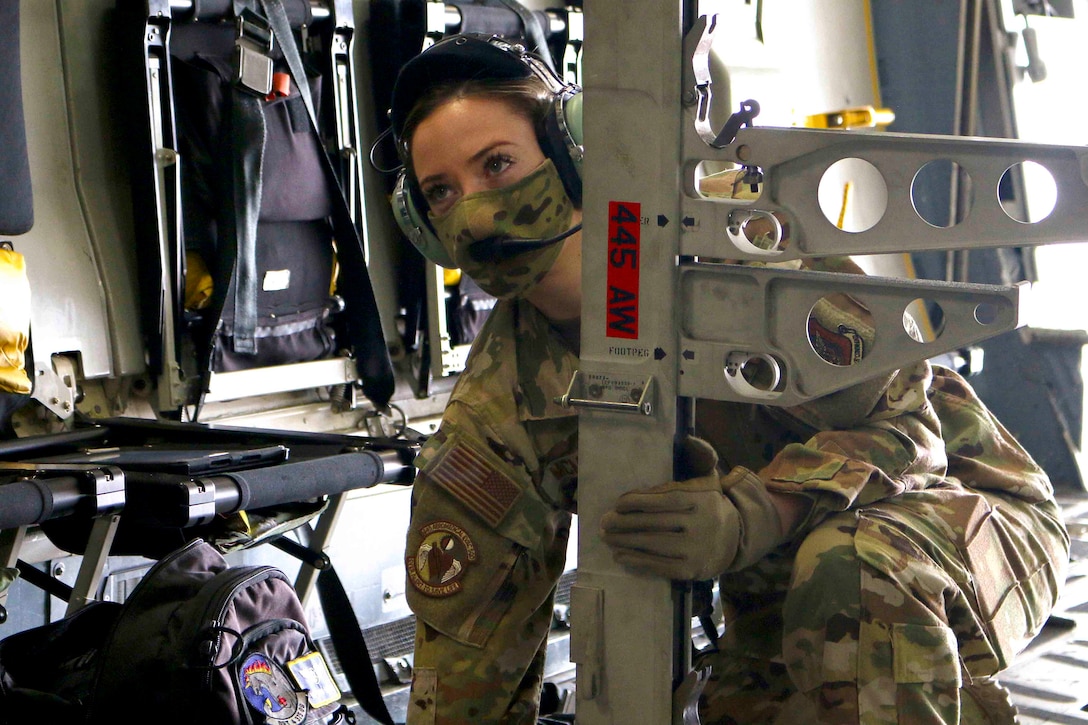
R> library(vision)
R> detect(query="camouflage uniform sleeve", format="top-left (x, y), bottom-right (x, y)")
top-left (715, 249), bottom-right (1063, 557)
top-left (757, 361), bottom-right (951, 534)
top-left (756, 359), bottom-right (1059, 538)
top-left (405, 401), bottom-right (571, 725)
top-left (927, 365), bottom-right (1055, 502)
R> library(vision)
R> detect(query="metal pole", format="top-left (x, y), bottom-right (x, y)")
top-left (573, 1), bottom-right (690, 722)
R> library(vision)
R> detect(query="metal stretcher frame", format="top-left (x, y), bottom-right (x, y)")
top-left (573, 1), bottom-right (1088, 722)
top-left (0, 459), bottom-right (125, 617)
top-left (0, 417), bottom-right (416, 615)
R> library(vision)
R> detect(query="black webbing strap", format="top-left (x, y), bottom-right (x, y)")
top-left (267, 507), bottom-right (396, 724)
top-left (258, 0), bottom-right (395, 408)
top-left (229, 91), bottom-right (266, 354)
top-left (0, 0), bottom-right (33, 235)
top-left (316, 564), bottom-right (396, 725)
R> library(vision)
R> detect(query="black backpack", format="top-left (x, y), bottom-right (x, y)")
top-left (87, 539), bottom-right (350, 723)
top-left (0, 597), bottom-right (119, 723)
top-left (0, 540), bottom-right (371, 724)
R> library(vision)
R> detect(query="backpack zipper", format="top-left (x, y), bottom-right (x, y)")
top-left (193, 564), bottom-right (292, 692)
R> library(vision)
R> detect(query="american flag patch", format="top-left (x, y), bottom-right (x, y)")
top-left (429, 440), bottom-right (522, 527)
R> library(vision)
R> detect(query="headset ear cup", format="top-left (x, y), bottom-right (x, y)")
top-left (543, 90), bottom-right (584, 207)
top-left (391, 172), bottom-right (458, 269)
top-left (563, 92), bottom-right (583, 148)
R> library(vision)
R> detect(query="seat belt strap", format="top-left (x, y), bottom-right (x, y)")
top-left (258, 0), bottom-right (395, 408)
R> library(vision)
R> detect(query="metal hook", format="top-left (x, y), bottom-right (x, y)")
top-left (712, 99), bottom-right (760, 148)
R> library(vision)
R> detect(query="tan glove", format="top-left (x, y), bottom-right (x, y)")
top-left (600, 437), bottom-right (784, 580)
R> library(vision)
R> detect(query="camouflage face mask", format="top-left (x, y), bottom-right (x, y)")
top-left (428, 159), bottom-right (575, 300)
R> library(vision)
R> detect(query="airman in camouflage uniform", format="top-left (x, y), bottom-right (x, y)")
top-left (405, 296), bottom-right (579, 724)
top-left (392, 34), bottom-right (1070, 725)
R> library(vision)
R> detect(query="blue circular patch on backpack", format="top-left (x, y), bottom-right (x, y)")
top-left (239, 652), bottom-right (308, 724)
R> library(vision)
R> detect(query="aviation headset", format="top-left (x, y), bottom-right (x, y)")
top-left (388, 34), bottom-right (584, 269)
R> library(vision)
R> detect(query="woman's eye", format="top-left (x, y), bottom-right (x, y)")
top-left (484, 154), bottom-right (514, 177)
top-left (423, 184), bottom-right (452, 207)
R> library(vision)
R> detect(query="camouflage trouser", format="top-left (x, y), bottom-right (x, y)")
top-left (697, 486), bottom-right (1069, 724)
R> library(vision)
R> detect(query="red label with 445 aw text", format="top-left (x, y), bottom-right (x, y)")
top-left (606, 201), bottom-right (640, 339)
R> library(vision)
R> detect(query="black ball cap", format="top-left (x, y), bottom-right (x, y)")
top-left (389, 34), bottom-right (534, 143)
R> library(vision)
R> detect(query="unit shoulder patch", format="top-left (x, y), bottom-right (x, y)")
top-left (407, 520), bottom-right (479, 597)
